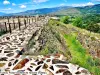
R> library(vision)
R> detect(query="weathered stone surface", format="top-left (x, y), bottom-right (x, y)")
top-left (27, 68), bottom-right (32, 71)
top-left (75, 71), bottom-right (81, 74)
top-left (0, 57), bottom-right (7, 61)
top-left (6, 37), bottom-right (10, 40)
top-left (4, 51), bottom-right (13, 53)
top-left (0, 50), bottom-right (2, 53)
top-left (13, 58), bottom-right (29, 70)
top-left (0, 63), bottom-right (5, 67)
top-left (37, 61), bottom-right (43, 65)
top-left (56, 69), bottom-right (66, 74)
top-left (46, 59), bottom-right (51, 62)
top-left (63, 70), bottom-right (72, 75)
top-left (56, 65), bottom-right (69, 69)
top-left (81, 69), bottom-right (89, 74)
top-left (35, 65), bottom-right (41, 71)
top-left (8, 62), bottom-right (12, 66)
top-left (6, 53), bottom-right (14, 57)
top-left (43, 63), bottom-right (48, 69)
top-left (50, 66), bottom-right (54, 71)
top-left (52, 59), bottom-right (68, 64)
top-left (13, 60), bottom-right (18, 65)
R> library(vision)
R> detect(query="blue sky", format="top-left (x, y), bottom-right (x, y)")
top-left (0, 0), bottom-right (100, 13)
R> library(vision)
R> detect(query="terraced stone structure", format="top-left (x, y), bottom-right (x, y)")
top-left (0, 16), bottom-right (91, 75)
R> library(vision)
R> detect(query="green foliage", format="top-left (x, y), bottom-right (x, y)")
top-left (40, 46), bottom-right (49, 55)
top-left (64, 34), bottom-right (100, 75)
top-left (72, 14), bottom-right (100, 33)
top-left (86, 23), bottom-right (100, 33)
top-left (60, 16), bottom-right (69, 24)
top-left (83, 14), bottom-right (100, 33)
top-left (73, 17), bottom-right (83, 27)
top-left (0, 30), bottom-right (7, 36)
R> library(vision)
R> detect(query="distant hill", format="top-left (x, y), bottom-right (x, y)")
top-left (50, 8), bottom-right (82, 16)
top-left (9, 6), bottom-right (71, 16)
top-left (51, 4), bottom-right (100, 16)
top-left (3, 4), bottom-right (100, 16)
top-left (0, 12), bottom-right (6, 16)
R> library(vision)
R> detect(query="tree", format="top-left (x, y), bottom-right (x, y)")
top-left (60, 16), bottom-right (69, 24)
top-left (73, 17), bottom-right (83, 27)
top-left (86, 22), bottom-right (100, 33)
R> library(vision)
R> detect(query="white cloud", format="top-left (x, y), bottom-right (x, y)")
top-left (3, 0), bottom-right (10, 5)
top-left (59, 3), bottom-right (66, 6)
top-left (87, 2), bottom-right (94, 6)
top-left (12, 3), bottom-right (16, 6)
top-left (2, 8), bottom-right (12, 10)
top-left (33, 0), bottom-right (48, 3)
top-left (72, 2), bottom-right (94, 7)
top-left (20, 5), bottom-right (26, 8)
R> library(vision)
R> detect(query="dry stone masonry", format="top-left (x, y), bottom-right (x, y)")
top-left (0, 16), bottom-right (91, 75)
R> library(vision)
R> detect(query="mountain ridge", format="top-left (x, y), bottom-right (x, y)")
top-left (1, 4), bottom-right (100, 16)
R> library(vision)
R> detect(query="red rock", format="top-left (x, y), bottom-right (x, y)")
top-left (54, 53), bottom-right (60, 58)
top-left (13, 58), bottom-right (29, 70)
top-left (97, 50), bottom-right (100, 58)
top-left (41, 58), bottom-right (45, 61)
top-left (45, 55), bottom-right (50, 58)
top-left (15, 54), bottom-right (20, 58)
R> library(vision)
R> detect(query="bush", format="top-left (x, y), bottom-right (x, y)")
top-left (86, 23), bottom-right (100, 33)
top-left (73, 17), bottom-right (83, 27)
top-left (60, 16), bottom-right (69, 24)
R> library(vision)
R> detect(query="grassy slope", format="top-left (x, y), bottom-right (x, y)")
top-left (47, 19), bottom-right (100, 75)
top-left (64, 34), bottom-right (100, 75)
top-left (51, 8), bottom-right (82, 16)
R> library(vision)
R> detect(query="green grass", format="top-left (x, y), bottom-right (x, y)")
top-left (40, 46), bottom-right (49, 55)
top-left (0, 30), bottom-right (7, 36)
top-left (47, 19), bottom-right (100, 75)
top-left (64, 34), bottom-right (100, 75)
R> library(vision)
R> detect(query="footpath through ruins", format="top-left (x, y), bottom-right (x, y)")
top-left (0, 16), bottom-right (91, 75)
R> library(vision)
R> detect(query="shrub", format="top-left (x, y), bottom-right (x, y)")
top-left (60, 16), bottom-right (70, 24)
